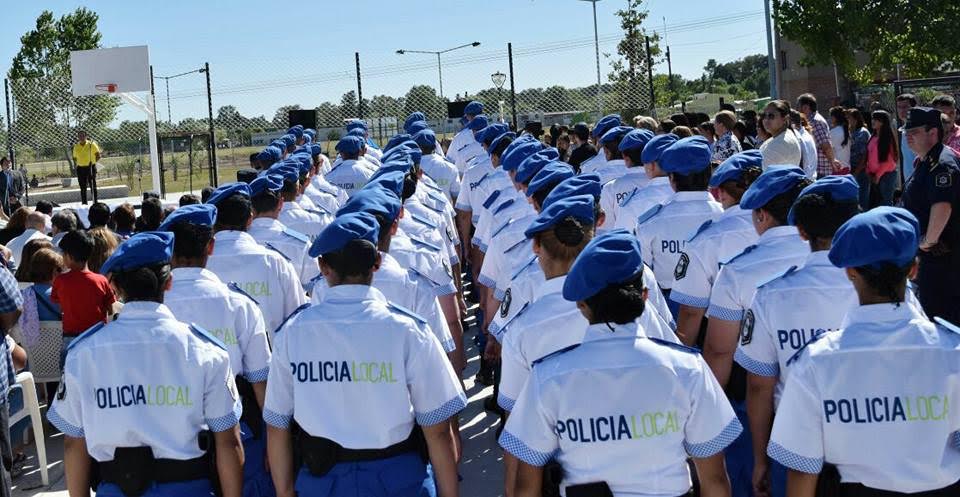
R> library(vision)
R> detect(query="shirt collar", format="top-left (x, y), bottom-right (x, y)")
top-left (801, 250), bottom-right (834, 268)
top-left (649, 176), bottom-right (671, 187)
top-left (534, 275), bottom-right (566, 301)
top-left (250, 217), bottom-right (283, 231)
top-left (117, 301), bottom-right (176, 320)
top-left (582, 321), bottom-right (639, 343)
top-left (214, 230), bottom-right (255, 244)
top-left (721, 204), bottom-right (750, 219)
top-left (670, 191), bottom-right (712, 202)
top-left (757, 225), bottom-right (798, 244)
top-left (170, 267), bottom-right (219, 283)
top-left (324, 284), bottom-right (387, 304)
top-left (844, 301), bottom-right (926, 327)
top-left (603, 159), bottom-right (626, 167)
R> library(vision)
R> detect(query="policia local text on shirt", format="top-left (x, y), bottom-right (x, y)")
top-left (72, 130), bottom-right (100, 205)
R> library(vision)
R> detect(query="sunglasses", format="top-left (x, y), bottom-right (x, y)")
top-left (762, 112), bottom-right (781, 120)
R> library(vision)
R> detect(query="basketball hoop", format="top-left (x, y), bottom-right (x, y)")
top-left (95, 83), bottom-right (118, 93)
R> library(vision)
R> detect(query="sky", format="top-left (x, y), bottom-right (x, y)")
top-left (1, 0), bottom-right (769, 124)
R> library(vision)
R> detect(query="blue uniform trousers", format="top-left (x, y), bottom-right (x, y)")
top-left (242, 421), bottom-right (275, 497)
top-left (769, 457), bottom-right (787, 497)
top-left (725, 400), bottom-right (754, 497)
top-left (294, 452), bottom-right (435, 497)
top-left (97, 479), bottom-right (213, 497)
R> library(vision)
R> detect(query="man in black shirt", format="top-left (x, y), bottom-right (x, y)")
top-left (566, 122), bottom-right (597, 173)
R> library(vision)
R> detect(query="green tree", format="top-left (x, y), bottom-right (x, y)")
top-left (401, 85), bottom-right (443, 121)
top-left (315, 102), bottom-right (339, 127)
top-left (339, 91), bottom-right (358, 121)
top-left (271, 104), bottom-right (300, 129)
top-left (713, 54), bottom-right (769, 97)
top-left (606, 0), bottom-right (659, 113)
top-left (537, 86), bottom-right (575, 113)
top-left (215, 105), bottom-right (246, 130)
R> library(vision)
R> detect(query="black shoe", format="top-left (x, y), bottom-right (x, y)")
top-left (475, 366), bottom-right (495, 386)
top-left (484, 395), bottom-right (505, 415)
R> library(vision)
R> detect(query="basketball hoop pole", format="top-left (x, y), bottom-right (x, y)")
top-left (118, 92), bottom-right (162, 194)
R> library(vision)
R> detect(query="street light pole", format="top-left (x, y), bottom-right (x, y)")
top-left (491, 71), bottom-right (507, 122)
top-left (154, 68), bottom-right (205, 126)
top-left (396, 42), bottom-right (481, 103)
top-left (437, 53), bottom-right (444, 100)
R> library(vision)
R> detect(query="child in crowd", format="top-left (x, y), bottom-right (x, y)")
top-left (51, 230), bottom-right (116, 339)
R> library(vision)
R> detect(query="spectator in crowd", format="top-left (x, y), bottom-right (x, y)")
top-left (51, 230), bottom-right (116, 340)
top-left (932, 94), bottom-right (960, 154)
top-left (865, 110), bottom-right (899, 207)
top-left (22, 248), bottom-right (63, 321)
top-left (829, 106), bottom-right (852, 172)
top-left (759, 100), bottom-right (803, 168)
top-left (179, 193), bottom-right (201, 206)
top-left (566, 123), bottom-right (597, 171)
top-left (712, 110), bottom-right (742, 162)
top-left (670, 113), bottom-right (689, 127)
top-left (698, 122), bottom-right (716, 146)
top-left (49, 210), bottom-right (78, 247)
top-left (7, 212), bottom-right (50, 267)
top-left (87, 225), bottom-right (119, 274)
top-left (109, 203), bottom-right (136, 239)
top-left (13, 239), bottom-right (54, 284)
top-left (557, 134), bottom-right (571, 162)
top-left (7, 165), bottom-right (25, 213)
top-left (634, 115), bottom-right (658, 132)
top-left (0, 159), bottom-right (12, 217)
top-left (657, 119), bottom-right (677, 134)
top-left (0, 208), bottom-right (29, 247)
top-left (896, 93), bottom-right (919, 182)
top-left (200, 185), bottom-right (215, 203)
top-left (0, 264), bottom-right (23, 497)
top-left (672, 126), bottom-right (693, 138)
top-left (135, 197), bottom-right (163, 232)
top-left (790, 109), bottom-right (819, 178)
top-left (71, 130), bottom-right (100, 205)
top-left (847, 108), bottom-right (872, 208)
top-left (754, 118), bottom-right (770, 143)
top-left (87, 202), bottom-right (111, 230)
top-left (743, 109), bottom-right (760, 148)
top-left (797, 93), bottom-right (837, 177)
top-left (734, 121), bottom-right (754, 151)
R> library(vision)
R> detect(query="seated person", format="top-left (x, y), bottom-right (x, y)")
top-left (51, 231), bottom-right (116, 340)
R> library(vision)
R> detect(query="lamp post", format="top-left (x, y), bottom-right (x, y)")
top-left (579, 0), bottom-right (603, 117)
top-left (396, 42), bottom-right (481, 101)
top-left (491, 71), bottom-right (507, 123)
top-left (153, 68), bottom-right (205, 124)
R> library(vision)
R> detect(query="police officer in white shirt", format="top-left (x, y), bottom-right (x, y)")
top-left (618, 133), bottom-right (679, 233)
top-left (204, 183), bottom-right (307, 336)
top-left (671, 151), bottom-right (763, 347)
top-left (264, 212), bottom-right (466, 497)
top-left (600, 128), bottom-right (653, 231)
top-left (447, 101), bottom-right (483, 171)
top-left (453, 115), bottom-right (490, 174)
top-left (159, 204), bottom-right (275, 497)
top-left (48, 232), bottom-right (244, 497)
top-left (636, 136), bottom-right (723, 318)
top-left (347, 120), bottom-right (382, 161)
top-left (326, 136), bottom-right (375, 197)
top-left (768, 207), bottom-right (960, 497)
top-left (734, 175), bottom-right (860, 497)
top-left (272, 164), bottom-right (332, 241)
top-left (578, 114), bottom-right (622, 175)
top-left (592, 125), bottom-right (633, 184)
top-left (413, 129), bottom-right (460, 202)
top-left (499, 230), bottom-right (741, 497)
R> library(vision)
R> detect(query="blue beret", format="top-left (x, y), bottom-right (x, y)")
top-left (500, 137), bottom-right (543, 172)
top-left (383, 134), bottom-right (412, 154)
top-left (249, 174), bottom-right (283, 197)
top-left (526, 161), bottom-right (576, 198)
top-left (543, 174), bottom-right (602, 208)
top-left (478, 123), bottom-right (509, 145)
top-left (516, 148), bottom-right (560, 184)
top-left (404, 112), bottom-right (426, 132)
top-left (592, 114), bottom-right (622, 138)
top-left (100, 232), bottom-right (174, 275)
top-left (280, 134), bottom-right (296, 148)
top-left (562, 229), bottom-right (643, 302)
top-left (338, 187), bottom-right (402, 223)
top-left (466, 115), bottom-right (489, 131)
top-left (158, 204), bottom-right (217, 231)
top-left (405, 120), bottom-right (429, 135)
top-left (488, 131), bottom-right (517, 156)
top-left (709, 150), bottom-right (763, 187)
top-left (287, 127), bottom-right (304, 139)
top-left (599, 125), bottom-right (633, 145)
top-left (304, 128), bottom-right (316, 138)
top-left (524, 194), bottom-right (596, 238)
top-left (270, 140), bottom-right (286, 151)
top-left (268, 164), bottom-right (299, 183)
top-left (345, 120), bottom-right (368, 132)
top-left (659, 136), bottom-right (712, 175)
top-left (347, 128), bottom-right (366, 137)
top-left (828, 207), bottom-right (919, 268)
top-left (640, 133), bottom-right (679, 164)
top-left (618, 128), bottom-right (655, 152)
top-left (257, 146), bottom-right (283, 163)
top-left (308, 212), bottom-right (380, 257)
top-left (206, 182), bottom-right (251, 205)
top-left (303, 134), bottom-right (313, 145)
top-left (412, 129), bottom-right (436, 148)
top-left (308, 144), bottom-right (322, 157)
top-left (381, 141), bottom-right (421, 165)
top-left (336, 135), bottom-right (364, 155)
top-left (464, 101), bottom-right (483, 116)
top-left (290, 154), bottom-right (312, 172)
top-left (365, 170), bottom-right (406, 198)
top-left (787, 174), bottom-right (860, 225)
top-left (739, 166), bottom-right (807, 210)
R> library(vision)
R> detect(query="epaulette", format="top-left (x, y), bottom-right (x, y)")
top-left (687, 219), bottom-right (714, 243)
top-left (491, 218), bottom-right (514, 239)
top-left (532, 343), bottom-right (581, 367)
top-left (408, 235), bottom-right (441, 252)
top-left (499, 302), bottom-right (530, 334)
top-left (281, 227), bottom-right (309, 244)
top-left (786, 332), bottom-right (827, 366)
top-left (420, 180), bottom-right (442, 192)
top-left (228, 281), bottom-right (260, 305)
top-left (418, 198), bottom-right (445, 214)
top-left (305, 206), bottom-right (331, 217)
top-left (314, 182), bottom-right (338, 196)
top-left (481, 189), bottom-right (501, 209)
top-left (636, 204), bottom-right (663, 226)
top-left (723, 244), bottom-right (757, 266)
top-left (273, 303), bottom-right (311, 336)
top-left (66, 322), bottom-right (106, 351)
top-left (511, 255), bottom-right (538, 281)
top-left (264, 242), bottom-right (291, 262)
top-left (618, 187), bottom-right (639, 208)
top-left (648, 337), bottom-right (700, 354)
top-left (935, 317), bottom-right (960, 335)
top-left (409, 213), bottom-right (438, 230)
top-left (386, 302), bottom-right (428, 326)
top-left (504, 236), bottom-right (528, 255)
top-left (189, 323), bottom-right (227, 351)
top-left (407, 266), bottom-right (442, 287)
top-left (757, 265), bottom-right (798, 289)
top-left (457, 142), bottom-right (471, 152)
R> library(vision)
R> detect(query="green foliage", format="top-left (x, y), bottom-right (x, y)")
top-left (339, 91), bottom-right (357, 120)
top-left (606, 0), bottom-right (659, 112)
top-left (401, 85), bottom-right (444, 121)
top-left (271, 104), bottom-right (300, 129)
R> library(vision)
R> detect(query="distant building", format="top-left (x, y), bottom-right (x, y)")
top-left (775, 36), bottom-right (854, 105)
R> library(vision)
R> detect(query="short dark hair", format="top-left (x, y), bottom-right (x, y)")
top-left (251, 191), bottom-right (281, 214)
top-left (59, 230), bottom-right (94, 263)
top-left (670, 168), bottom-right (712, 191)
top-left (573, 123), bottom-right (590, 141)
top-left (896, 93), bottom-right (918, 107)
top-left (88, 202), bottom-right (111, 228)
top-left (179, 194), bottom-right (200, 206)
top-left (34, 200), bottom-right (54, 215)
top-left (602, 139), bottom-right (622, 159)
top-left (797, 93), bottom-right (818, 111)
top-left (853, 263), bottom-right (911, 304)
top-left (214, 194), bottom-right (252, 231)
top-left (137, 198), bottom-right (163, 232)
top-left (170, 222), bottom-right (214, 259)
top-left (759, 178), bottom-right (814, 225)
top-left (321, 240), bottom-right (378, 279)
top-left (583, 272), bottom-right (646, 324)
top-left (623, 147), bottom-right (643, 166)
top-left (491, 136), bottom-right (514, 159)
top-left (791, 193), bottom-right (860, 244)
top-left (658, 119), bottom-right (676, 133)
top-left (201, 186), bottom-right (216, 204)
top-left (670, 113), bottom-right (689, 127)
top-left (931, 94), bottom-right (956, 109)
top-left (110, 203), bottom-right (136, 232)
top-left (51, 210), bottom-right (78, 232)
top-left (111, 263), bottom-right (171, 302)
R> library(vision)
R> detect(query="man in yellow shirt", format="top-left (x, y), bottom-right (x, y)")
top-left (71, 130), bottom-right (100, 204)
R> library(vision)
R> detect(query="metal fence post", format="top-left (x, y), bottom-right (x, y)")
top-left (508, 43), bottom-right (518, 130)
top-left (4, 79), bottom-right (12, 167)
top-left (204, 62), bottom-right (218, 187)
top-left (645, 36), bottom-right (656, 118)
top-left (355, 52), bottom-right (364, 120)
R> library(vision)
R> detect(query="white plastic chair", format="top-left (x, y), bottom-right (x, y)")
top-left (22, 321), bottom-right (63, 386)
top-left (10, 371), bottom-right (48, 486)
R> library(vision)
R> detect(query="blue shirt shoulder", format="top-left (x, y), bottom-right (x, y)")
top-left (273, 303), bottom-right (311, 336)
top-left (532, 343), bottom-right (581, 367)
top-left (686, 219), bottom-right (714, 243)
top-left (722, 244), bottom-right (758, 267)
top-left (636, 203), bottom-right (663, 226)
top-left (756, 265), bottom-right (798, 289)
top-left (188, 323), bottom-right (227, 351)
top-left (66, 322), bottom-right (107, 351)
top-left (282, 227), bottom-right (310, 244)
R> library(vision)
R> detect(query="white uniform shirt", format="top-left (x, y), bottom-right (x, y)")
top-left (454, 160), bottom-right (491, 215)
top-left (246, 217), bottom-right (321, 292)
top-left (768, 303), bottom-right (960, 493)
top-left (400, 201), bottom-right (456, 268)
top-left (47, 302), bottom-right (241, 461)
top-left (473, 190), bottom-right (530, 253)
top-left (635, 191), bottom-right (723, 291)
top-left (305, 175), bottom-right (348, 211)
top-left (734, 251), bottom-right (856, 405)
top-left (325, 159), bottom-right (375, 197)
top-left (500, 323), bottom-right (741, 496)
top-left (478, 212), bottom-right (537, 292)
top-left (278, 200), bottom-right (332, 241)
top-left (499, 275), bottom-right (589, 411)
top-left (263, 285), bottom-right (467, 448)
top-left (165, 268), bottom-right (272, 383)
top-left (311, 252), bottom-right (455, 353)
top-left (447, 128), bottom-right (475, 173)
top-left (389, 234), bottom-right (457, 297)
top-left (592, 159), bottom-right (629, 185)
top-left (706, 226), bottom-right (809, 323)
top-left (420, 154), bottom-right (461, 201)
top-left (453, 141), bottom-right (486, 176)
top-left (470, 169), bottom-right (515, 226)
top-left (578, 151), bottom-right (607, 175)
top-left (669, 206), bottom-right (758, 309)
top-left (7, 228), bottom-right (51, 266)
top-left (618, 176), bottom-right (674, 233)
top-left (599, 169), bottom-right (649, 232)
top-left (206, 231), bottom-right (307, 335)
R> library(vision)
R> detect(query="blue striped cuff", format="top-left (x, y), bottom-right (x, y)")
top-left (684, 418), bottom-right (743, 458)
top-left (497, 392), bottom-right (516, 412)
top-left (669, 290), bottom-right (709, 309)
top-left (207, 402), bottom-right (242, 432)
top-left (441, 338), bottom-right (457, 353)
top-left (734, 349), bottom-right (779, 377)
top-left (244, 366), bottom-right (270, 383)
top-left (47, 406), bottom-right (84, 438)
top-left (494, 288), bottom-right (506, 301)
top-left (706, 304), bottom-right (744, 322)
top-left (263, 408), bottom-right (293, 429)
top-left (477, 273), bottom-right (497, 289)
top-left (489, 321), bottom-right (503, 340)
top-left (450, 253), bottom-right (460, 265)
top-left (416, 393), bottom-right (467, 426)
top-left (498, 430), bottom-right (555, 467)
top-left (471, 214), bottom-right (481, 224)
top-left (436, 282), bottom-right (457, 297)
top-left (767, 441), bottom-right (823, 474)
top-left (953, 431), bottom-right (960, 449)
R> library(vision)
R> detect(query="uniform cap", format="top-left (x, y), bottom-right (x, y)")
top-left (828, 207), bottom-right (919, 268)
top-left (516, 148), bottom-right (560, 184)
top-left (787, 174), bottom-right (860, 225)
top-left (618, 128), bottom-right (655, 152)
top-left (345, 120), bottom-right (368, 132)
top-left (206, 182), bottom-right (251, 205)
top-left (336, 135), bottom-right (364, 155)
top-left (543, 173), bottom-right (602, 207)
top-left (365, 170), bottom-right (406, 198)
top-left (381, 141), bottom-right (421, 165)
top-left (256, 146), bottom-right (283, 163)
top-left (562, 229), bottom-right (643, 302)
top-left (709, 150), bottom-right (763, 187)
top-left (464, 101), bottom-right (483, 116)
top-left (347, 128), bottom-right (366, 137)
top-left (279, 134), bottom-right (296, 148)
top-left (267, 164), bottom-right (299, 183)
top-left (303, 128), bottom-right (316, 138)
top-left (289, 154), bottom-right (312, 174)
top-left (412, 129), bottom-right (437, 148)
top-left (466, 115), bottom-right (489, 132)
top-left (287, 127), bottom-right (304, 139)
top-left (477, 123), bottom-right (510, 145)
top-left (337, 187), bottom-right (402, 223)
top-left (308, 211), bottom-right (380, 257)
top-left (303, 134), bottom-right (313, 145)
top-left (158, 204), bottom-right (217, 231)
top-left (383, 133), bottom-right (413, 154)
top-left (100, 231), bottom-right (174, 275)
top-left (489, 131), bottom-right (517, 156)
top-left (592, 114), bottom-right (622, 139)
top-left (599, 125), bottom-right (633, 145)
top-left (739, 166), bottom-right (807, 210)
top-left (526, 161), bottom-right (576, 198)
top-left (249, 174), bottom-right (283, 197)
top-left (640, 133), bottom-right (679, 164)
top-left (404, 112), bottom-right (426, 132)
top-left (405, 120), bottom-right (429, 135)
top-left (308, 144), bottom-right (322, 157)
top-left (903, 107), bottom-right (943, 130)
top-left (659, 136), bottom-right (712, 175)
top-left (524, 194), bottom-right (596, 238)
top-left (500, 137), bottom-right (543, 172)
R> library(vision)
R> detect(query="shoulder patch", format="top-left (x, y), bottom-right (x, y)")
top-left (408, 236), bottom-right (441, 252)
top-left (934, 317), bottom-right (960, 335)
top-left (281, 227), bottom-right (310, 244)
top-left (273, 303), bottom-right (311, 336)
top-left (409, 213), bottom-right (438, 230)
top-left (386, 302), bottom-right (428, 326)
top-left (499, 301), bottom-right (530, 333)
top-left (264, 242), bottom-right (292, 262)
top-left (757, 265), bottom-right (798, 289)
top-left (532, 343), bottom-right (581, 367)
top-left (674, 252), bottom-right (690, 280)
top-left (786, 332), bottom-right (827, 366)
top-left (66, 322), bottom-right (106, 351)
top-left (723, 244), bottom-right (757, 266)
top-left (687, 219), bottom-right (714, 242)
top-left (636, 203), bottom-right (663, 226)
top-left (189, 323), bottom-right (228, 351)
top-left (618, 187), bottom-right (639, 208)
top-left (228, 281), bottom-right (261, 305)
top-left (481, 188), bottom-right (501, 209)
top-left (511, 255), bottom-right (539, 281)
top-left (648, 337), bottom-right (700, 354)
top-left (935, 172), bottom-right (952, 188)
top-left (740, 309), bottom-right (755, 345)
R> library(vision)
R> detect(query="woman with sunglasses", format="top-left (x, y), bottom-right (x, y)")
top-left (759, 100), bottom-right (803, 169)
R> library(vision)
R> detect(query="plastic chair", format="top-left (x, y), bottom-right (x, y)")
top-left (22, 321), bottom-right (63, 386)
top-left (10, 372), bottom-right (48, 486)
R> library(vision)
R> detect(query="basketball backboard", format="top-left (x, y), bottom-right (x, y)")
top-left (70, 45), bottom-right (151, 97)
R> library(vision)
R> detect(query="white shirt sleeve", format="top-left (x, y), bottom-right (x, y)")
top-left (734, 291), bottom-right (780, 377)
top-left (404, 325), bottom-right (466, 426)
top-left (499, 370), bottom-right (558, 467)
top-left (670, 246), bottom-right (713, 309)
top-left (263, 329), bottom-right (295, 429)
top-left (203, 347), bottom-right (243, 432)
top-left (683, 356), bottom-right (742, 458)
top-left (47, 354), bottom-right (86, 438)
top-left (767, 356), bottom-right (824, 473)
top-left (237, 299), bottom-right (272, 383)
top-left (707, 264), bottom-right (745, 322)
top-left (498, 329), bottom-right (529, 411)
